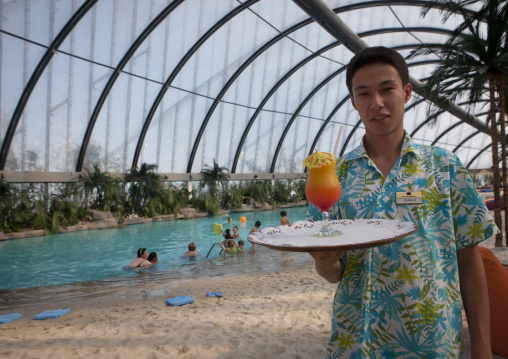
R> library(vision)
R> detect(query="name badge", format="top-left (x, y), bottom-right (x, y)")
top-left (396, 191), bottom-right (422, 205)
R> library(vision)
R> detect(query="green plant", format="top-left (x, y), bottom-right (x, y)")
top-left (204, 195), bottom-right (220, 215)
top-left (200, 159), bottom-right (230, 198)
top-left (126, 163), bottom-right (163, 216)
top-left (272, 180), bottom-right (291, 204)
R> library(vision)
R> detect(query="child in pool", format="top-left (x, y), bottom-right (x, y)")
top-left (184, 242), bottom-right (198, 257)
top-left (236, 240), bottom-right (245, 253)
top-left (280, 210), bottom-right (291, 226)
top-left (248, 221), bottom-right (261, 248)
top-left (225, 240), bottom-right (235, 254)
top-left (148, 252), bottom-right (158, 263)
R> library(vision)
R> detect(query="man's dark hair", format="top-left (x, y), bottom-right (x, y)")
top-left (255, 220), bottom-right (261, 227)
top-left (346, 47), bottom-right (409, 95)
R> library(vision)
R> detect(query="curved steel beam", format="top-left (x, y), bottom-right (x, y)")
top-left (410, 99), bottom-right (489, 138)
top-left (466, 143), bottom-right (491, 169)
top-left (431, 110), bottom-right (489, 146)
top-left (0, 0), bottom-right (98, 170)
top-left (131, 0), bottom-right (260, 171)
top-left (76, 0), bottom-right (185, 172)
top-left (453, 130), bottom-right (481, 153)
top-left (270, 66), bottom-right (346, 173)
top-left (308, 95), bottom-right (350, 158)
top-left (340, 120), bottom-right (363, 157)
top-left (230, 40), bottom-right (343, 173)
top-left (452, 110), bottom-right (490, 154)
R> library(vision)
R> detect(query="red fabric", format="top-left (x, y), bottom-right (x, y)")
top-left (478, 247), bottom-right (508, 358)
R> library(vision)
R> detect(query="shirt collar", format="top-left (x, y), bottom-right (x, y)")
top-left (344, 131), bottom-right (423, 162)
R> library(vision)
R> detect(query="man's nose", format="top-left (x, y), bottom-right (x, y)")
top-left (370, 93), bottom-right (383, 109)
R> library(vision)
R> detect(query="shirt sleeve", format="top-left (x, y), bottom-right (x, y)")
top-left (306, 203), bottom-right (322, 221)
top-left (450, 155), bottom-right (499, 250)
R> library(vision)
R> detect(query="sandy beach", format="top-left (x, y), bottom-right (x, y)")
top-left (1, 235), bottom-right (507, 358)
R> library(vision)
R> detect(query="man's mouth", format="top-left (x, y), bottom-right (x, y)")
top-left (371, 115), bottom-right (389, 121)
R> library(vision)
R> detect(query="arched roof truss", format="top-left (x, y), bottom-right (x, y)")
top-left (0, 0), bottom-right (501, 183)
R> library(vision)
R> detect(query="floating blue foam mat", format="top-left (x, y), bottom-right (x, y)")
top-left (0, 313), bottom-right (23, 324)
top-left (166, 296), bottom-right (195, 306)
top-left (34, 308), bottom-right (71, 320)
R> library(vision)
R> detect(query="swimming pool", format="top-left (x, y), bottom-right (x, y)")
top-left (0, 206), bottom-right (309, 290)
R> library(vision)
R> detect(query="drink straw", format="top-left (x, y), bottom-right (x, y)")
top-left (333, 125), bottom-right (344, 157)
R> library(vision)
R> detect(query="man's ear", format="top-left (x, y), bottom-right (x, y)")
top-left (404, 83), bottom-right (412, 103)
top-left (350, 95), bottom-right (356, 109)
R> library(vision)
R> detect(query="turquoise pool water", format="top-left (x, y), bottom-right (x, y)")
top-left (0, 206), bottom-right (309, 290)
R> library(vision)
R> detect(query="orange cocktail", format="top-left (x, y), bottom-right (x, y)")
top-left (304, 151), bottom-right (342, 237)
top-left (305, 161), bottom-right (342, 212)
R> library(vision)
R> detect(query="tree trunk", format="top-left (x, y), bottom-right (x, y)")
top-left (489, 74), bottom-right (503, 247)
top-left (498, 75), bottom-right (508, 246)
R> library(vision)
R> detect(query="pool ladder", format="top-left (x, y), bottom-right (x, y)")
top-left (206, 240), bottom-right (239, 259)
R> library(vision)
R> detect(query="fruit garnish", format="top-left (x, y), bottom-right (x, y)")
top-left (303, 150), bottom-right (336, 168)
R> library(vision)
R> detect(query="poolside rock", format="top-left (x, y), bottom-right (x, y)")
top-left (153, 214), bottom-right (175, 222)
top-left (88, 210), bottom-right (115, 221)
top-left (252, 200), bottom-right (272, 210)
top-left (89, 217), bottom-right (120, 229)
top-left (59, 223), bottom-right (90, 233)
top-left (278, 200), bottom-right (308, 208)
top-left (230, 204), bottom-right (253, 213)
top-left (194, 211), bottom-right (209, 218)
top-left (179, 207), bottom-right (211, 219)
top-left (123, 217), bottom-right (153, 225)
top-left (3, 229), bottom-right (44, 239)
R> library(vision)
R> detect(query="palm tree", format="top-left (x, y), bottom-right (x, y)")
top-left (200, 159), bottom-right (230, 199)
top-left (126, 163), bottom-right (163, 215)
top-left (408, 0), bottom-right (508, 246)
top-left (79, 164), bottom-right (120, 211)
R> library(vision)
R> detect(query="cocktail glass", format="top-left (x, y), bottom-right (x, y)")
top-left (304, 152), bottom-right (342, 237)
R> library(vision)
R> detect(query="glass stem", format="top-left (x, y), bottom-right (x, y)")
top-left (322, 211), bottom-right (331, 230)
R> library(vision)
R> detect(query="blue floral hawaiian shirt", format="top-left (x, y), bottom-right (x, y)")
top-left (306, 133), bottom-right (499, 359)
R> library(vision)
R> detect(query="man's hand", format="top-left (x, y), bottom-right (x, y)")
top-left (309, 251), bottom-right (344, 283)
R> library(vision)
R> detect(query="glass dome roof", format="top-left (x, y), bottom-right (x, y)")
top-left (0, 0), bottom-right (500, 182)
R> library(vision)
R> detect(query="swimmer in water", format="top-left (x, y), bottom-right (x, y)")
top-left (129, 248), bottom-right (152, 267)
top-left (148, 252), bottom-right (158, 264)
top-left (280, 210), bottom-right (291, 226)
top-left (225, 240), bottom-right (236, 254)
top-left (237, 240), bottom-right (245, 253)
top-left (184, 242), bottom-right (198, 258)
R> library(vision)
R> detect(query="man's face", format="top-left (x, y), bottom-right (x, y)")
top-left (350, 63), bottom-right (412, 139)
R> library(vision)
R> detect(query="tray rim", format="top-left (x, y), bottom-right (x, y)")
top-left (247, 219), bottom-right (418, 252)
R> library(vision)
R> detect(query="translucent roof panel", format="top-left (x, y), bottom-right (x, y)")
top-left (0, 0), bottom-right (501, 181)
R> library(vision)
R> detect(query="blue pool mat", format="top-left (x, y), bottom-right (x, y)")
top-left (0, 313), bottom-right (23, 324)
top-left (166, 296), bottom-right (195, 306)
top-left (34, 308), bottom-right (71, 320)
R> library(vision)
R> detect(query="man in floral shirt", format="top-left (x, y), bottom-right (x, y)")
top-left (307, 47), bottom-right (498, 358)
